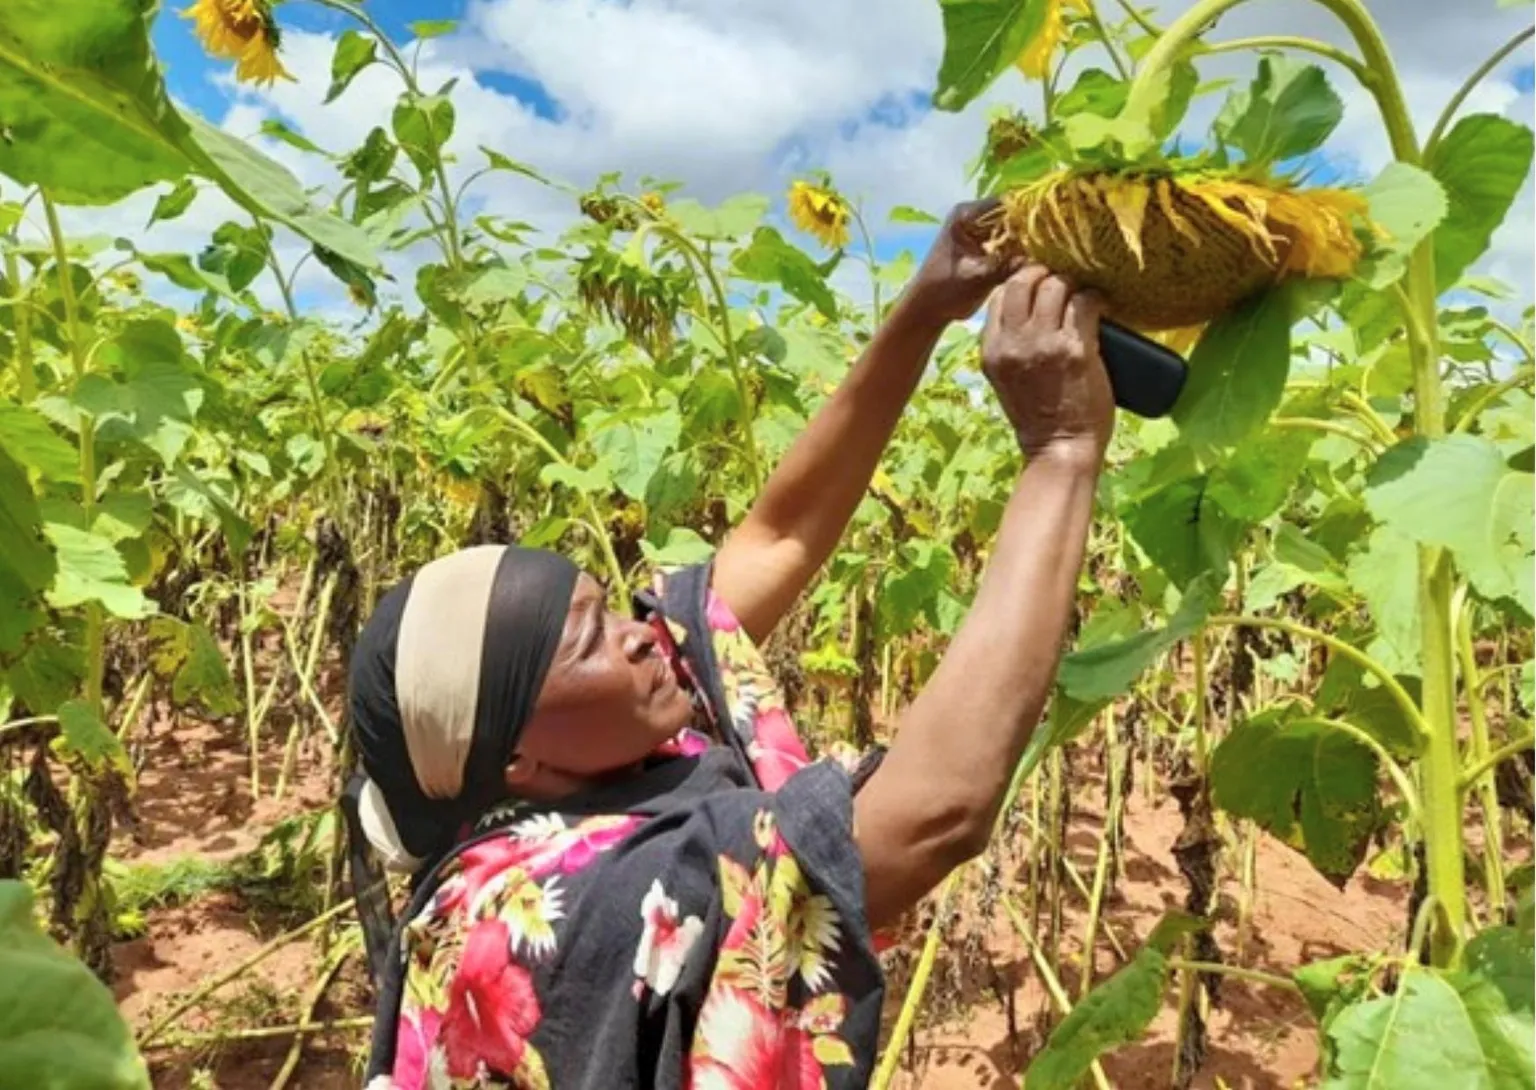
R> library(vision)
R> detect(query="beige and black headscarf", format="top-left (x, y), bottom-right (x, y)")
top-left (344, 545), bottom-right (578, 886)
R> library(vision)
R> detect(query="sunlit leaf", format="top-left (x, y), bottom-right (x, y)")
top-left (43, 523), bottom-right (151, 619)
top-left (0, 880), bottom-right (151, 1090)
top-left (1173, 287), bottom-right (1294, 449)
top-left (932, 0), bottom-right (1052, 112)
top-left (1359, 163), bottom-right (1448, 288)
top-left (1465, 926), bottom-right (1535, 1014)
top-left (1214, 57), bottom-right (1342, 166)
top-left (326, 29), bottom-right (378, 104)
top-left (1427, 114), bottom-right (1534, 290)
top-left (0, 404), bottom-right (78, 482)
top-left (732, 228), bottom-right (838, 320)
top-left (147, 618), bottom-right (239, 717)
top-left (1057, 573), bottom-right (1222, 701)
top-left (53, 699), bottom-right (130, 776)
top-left (1023, 943), bottom-right (1169, 1089)
top-left (147, 178), bottom-right (197, 227)
top-left (641, 527), bottom-right (714, 568)
top-left (1123, 475), bottom-right (1242, 588)
top-left (393, 90), bottom-right (456, 179)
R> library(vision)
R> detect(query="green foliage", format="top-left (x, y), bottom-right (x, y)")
top-left (1172, 287), bottom-right (1295, 450)
top-left (931, 0), bottom-right (1052, 112)
top-left (1213, 57), bottom-right (1343, 166)
top-left (1211, 708), bottom-right (1382, 885)
top-left (1024, 944), bottom-right (1168, 1089)
top-left (0, 881), bottom-right (151, 1089)
top-left (1427, 115), bottom-right (1535, 292)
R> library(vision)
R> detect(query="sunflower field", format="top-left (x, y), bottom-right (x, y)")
top-left (0, 0), bottom-right (1533, 1087)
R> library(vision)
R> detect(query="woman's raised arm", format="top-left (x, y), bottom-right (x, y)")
top-left (711, 201), bottom-right (1021, 645)
top-left (852, 267), bottom-right (1116, 930)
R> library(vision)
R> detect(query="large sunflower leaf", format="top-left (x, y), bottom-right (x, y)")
top-left (1365, 435), bottom-right (1535, 617)
top-left (1427, 114), bottom-right (1534, 290)
top-left (1322, 968), bottom-right (1534, 1090)
top-left (0, 404), bottom-right (79, 483)
top-left (1023, 943), bottom-right (1170, 1089)
top-left (1210, 709), bottom-right (1380, 886)
top-left (1465, 926), bottom-right (1535, 1014)
top-left (1123, 474), bottom-right (1243, 589)
top-left (1213, 57), bottom-right (1343, 166)
top-left (0, 0), bottom-right (189, 204)
top-left (43, 523), bottom-right (153, 619)
top-left (932, 0), bottom-right (1052, 112)
top-left (732, 227), bottom-right (838, 320)
top-left (0, 881), bottom-right (151, 1090)
top-left (1359, 163), bottom-right (1448, 288)
top-left (1346, 525), bottom-right (1422, 670)
top-left (1172, 287), bottom-right (1294, 450)
top-left (1056, 573), bottom-right (1222, 701)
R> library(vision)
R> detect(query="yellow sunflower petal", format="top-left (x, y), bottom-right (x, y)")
top-left (1101, 176), bottom-right (1151, 269)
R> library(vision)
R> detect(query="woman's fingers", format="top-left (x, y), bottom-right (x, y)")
top-left (1064, 288), bottom-right (1106, 348)
top-left (1031, 273), bottom-right (1074, 331)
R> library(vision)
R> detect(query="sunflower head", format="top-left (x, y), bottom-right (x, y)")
top-left (575, 249), bottom-right (687, 357)
top-left (787, 179), bottom-right (851, 250)
top-left (182, 0), bottom-right (294, 87)
top-left (994, 168), bottom-right (1367, 331)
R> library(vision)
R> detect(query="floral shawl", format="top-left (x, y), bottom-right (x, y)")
top-left (362, 561), bottom-right (885, 1089)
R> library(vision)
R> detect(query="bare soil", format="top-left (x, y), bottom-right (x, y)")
top-left (107, 704), bottom-right (1468, 1089)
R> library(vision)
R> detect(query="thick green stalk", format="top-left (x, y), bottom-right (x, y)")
top-left (42, 194), bottom-right (103, 715)
top-left (1455, 596), bottom-right (1505, 917)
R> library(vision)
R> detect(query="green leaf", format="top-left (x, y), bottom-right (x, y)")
top-left (481, 147), bottom-right (559, 189)
top-left (166, 465), bottom-right (251, 555)
top-left (1055, 68), bottom-right (1127, 119)
top-left (1359, 163), bottom-right (1449, 288)
top-left (1123, 475), bottom-right (1242, 588)
top-left (1173, 287), bottom-right (1294, 449)
top-left (667, 193), bottom-right (769, 239)
top-left (147, 618), bottom-right (239, 717)
top-left (324, 30), bottom-right (378, 107)
top-left (589, 408), bottom-right (682, 501)
top-left (1348, 525), bottom-right (1422, 668)
top-left (888, 205), bottom-right (940, 225)
top-left (409, 19), bottom-right (457, 39)
top-left (0, 449), bottom-right (53, 651)
top-left (76, 357), bottom-right (203, 467)
top-left (0, 404), bottom-right (78, 482)
top-left (258, 118), bottom-right (326, 158)
top-left (539, 461), bottom-right (610, 495)
top-left (641, 527), bottom-right (715, 568)
top-left (1365, 436), bottom-right (1534, 616)
top-left (1324, 968), bottom-right (1534, 1090)
top-left (53, 699), bottom-right (129, 776)
top-left (1206, 426), bottom-right (1315, 522)
top-left (44, 523), bottom-right (151, 619)
top-left (393, 90), bottom-right (456, 179)
top-left (1465, 926), bottom-right (1535, 1014)
top-left (732, 228), bottom-right (838, 320)
top-left (0, 880), bottom-right (151, 1090)
top-left (1057, 574), bottom-right (1221, 701)
top-left (1211, 709), bottom-right (1380, 886)
top-left (1427, 115), bottom-right (1534, 290)
top-left (147, 178), bottom-right (197, 227)
top-left (932, 0), bottom-right (1051, 112)
top-left (1295, 954), bottom-right (1375, 1026)
top-left (177, 112), bottom-right (380, 274)
top-left (1214, 57), bottom-right (1343, 166)
top-left (1023, 944), bottom-right (1169, 1089)
top-left (0, 0), bottom-right (188, 204)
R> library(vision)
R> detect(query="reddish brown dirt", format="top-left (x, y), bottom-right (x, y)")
top-left (106, 703), bottom-right (1514, 1089)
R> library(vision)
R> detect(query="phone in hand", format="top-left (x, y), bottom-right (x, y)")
top-left (1098, 321), bottom-right (1189, 419)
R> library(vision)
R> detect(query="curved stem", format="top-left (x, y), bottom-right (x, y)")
top-left (1459, 733), bottom-right (1535, 794)
top-left (1271, 415), bottom-right (1380, 449)
top-left (1085, 1), bottom-right (1132, 79)
top-left (650, 222), bottom-right (764, 490)
top-left (483, 406), bottom-right (628, 597)
top-left (1107, 0), bottom-right (1161, 37)
top-left (1199, 35), bottom-right (1373, 86)
top-left (1312, 716), bottom-right (1421, 819)
top-left (1206, 615), bottom-right (1431, 743)
top-left (1425, 24), bottom-right (1535, 154)
top-left (43, 193), bottom-right (104, 717)
top-left (1453, 365), bottom-right (1534, 433)
top-left (1341, 391), bottom-right (1402, 447)
top-left (850, 206), bottom-right (881, 325)
top-left (1165, 959), bottom-right (1301, 993)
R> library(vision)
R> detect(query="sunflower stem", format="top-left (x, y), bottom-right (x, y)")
top-left (1425, 24), bottom-right (1535, 155)
top-left (1199, 35), bottom-right (1373, 86)
top-left (1084, 1), bottom-right (1132, 79)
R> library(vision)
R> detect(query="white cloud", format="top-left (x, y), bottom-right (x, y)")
top-left (37, 0), bottom-right (1536, 321)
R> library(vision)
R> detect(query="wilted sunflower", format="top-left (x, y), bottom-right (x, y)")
top-left (1016, 0), bottom-right (1087, 80)
top-left (787, 180), bottom-right (851, 249)
top-left (182, 0), bottom-right (294, 87)
top-left (992, 169), bottom-right (1367, 331)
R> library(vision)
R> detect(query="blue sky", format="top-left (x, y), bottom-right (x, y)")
top-left (136, 0), bottom-right (1535, 316)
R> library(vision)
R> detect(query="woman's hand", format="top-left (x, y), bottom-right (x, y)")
top-left (981, 265), bottom-right (1116, 463)
top-left (902, 199), bottom-right (1024, 326)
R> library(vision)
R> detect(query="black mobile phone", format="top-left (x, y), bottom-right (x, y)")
top-left (1099, 320), bottom-right (1189, 419)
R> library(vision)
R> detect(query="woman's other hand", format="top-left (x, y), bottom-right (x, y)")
top-left (903, 200), bottom-right (1025, 326)
top-left (981, 265), bottom-right (1115, 464)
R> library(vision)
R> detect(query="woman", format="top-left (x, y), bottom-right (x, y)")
top-left (346, 200), bottom-right (1115, 1089)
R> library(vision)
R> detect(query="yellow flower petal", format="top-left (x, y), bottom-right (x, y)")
top-left (787, 179), bottom-right (851, 249)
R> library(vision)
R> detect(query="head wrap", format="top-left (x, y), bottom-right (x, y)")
top-left (346, 545), bottom-right (579, 875)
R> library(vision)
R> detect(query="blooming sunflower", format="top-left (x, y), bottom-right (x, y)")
top-left (1016, 0), bottom-right (1088, 80)
top-left (787, 179), bottom-right (851, 249)
top-left (182, 0), bottom-right (294, 87)
top-left (991, 169), bottom-right (1368, 331)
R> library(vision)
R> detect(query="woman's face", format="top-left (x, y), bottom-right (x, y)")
top-left (511, 572), bottom-right (694, 787)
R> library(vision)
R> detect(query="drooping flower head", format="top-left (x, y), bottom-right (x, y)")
top-left (182, 0), bottom-right (294, 87)
top-left (991, 169), bottom-right (1368, 331)
top-left (787, 179), bottom-right (851, 250)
